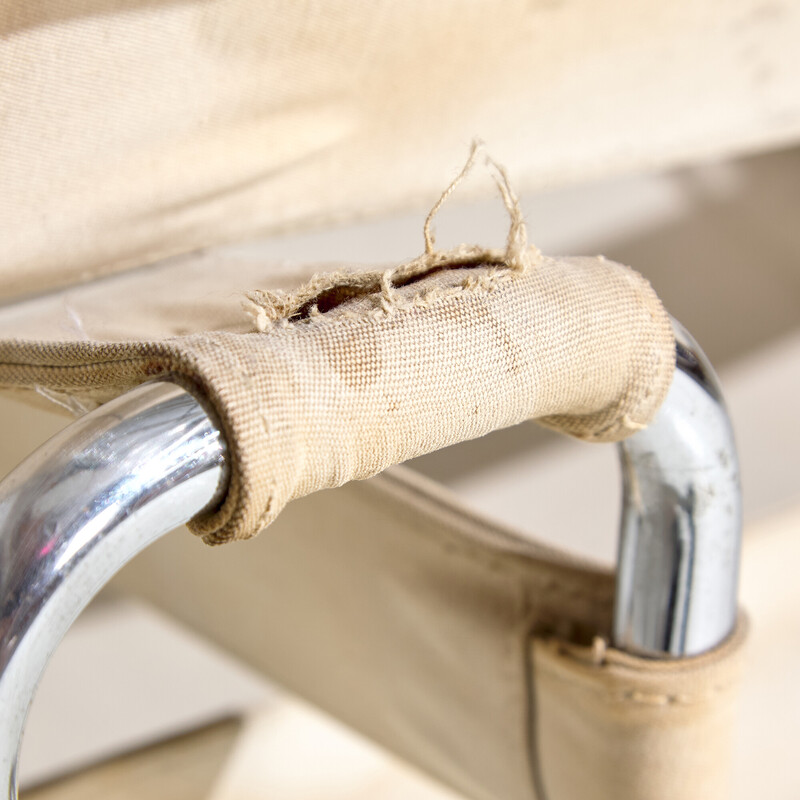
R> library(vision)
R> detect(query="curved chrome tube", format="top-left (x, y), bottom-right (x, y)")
top-left (0, 382), bottom-right (228, 800)
top-left (0, 321), bottom-right (741, 795)
top-left (613, 320), bottom-right (742, 657)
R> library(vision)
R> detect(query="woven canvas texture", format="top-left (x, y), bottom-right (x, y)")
top-left (0, 149), bottom-right (673, 543)
top-left (0, 245), bottom-right (673, 544)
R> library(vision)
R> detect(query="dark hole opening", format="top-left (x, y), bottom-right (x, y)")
top-left (290, 258), bottom-right (504, 321)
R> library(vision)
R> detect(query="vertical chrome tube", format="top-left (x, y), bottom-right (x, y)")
top-left (613, 320), bottom-right (742, 657)
top-left (0, 382), bottom-right (227, 800)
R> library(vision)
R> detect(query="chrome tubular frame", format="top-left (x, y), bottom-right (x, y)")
top-left (0, 320), bottom-right (741, 798)
top-left (613, 320), bottom-right (742, 656)
top-left (0, 382), bottom-right (228, 800)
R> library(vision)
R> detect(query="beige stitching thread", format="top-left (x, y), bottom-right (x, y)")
top-left (534, 644), bottom-right (739, 706)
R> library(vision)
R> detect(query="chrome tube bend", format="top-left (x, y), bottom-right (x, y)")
top-left (613, 319), bottom-right (742, 657)
top-left (0, 382), bottom-right (228, 800)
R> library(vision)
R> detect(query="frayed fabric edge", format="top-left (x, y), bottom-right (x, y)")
top-left (243, 141), bottom-right (541, 332)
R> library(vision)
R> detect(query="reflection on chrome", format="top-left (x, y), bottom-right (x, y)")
top-left (0, 382), bottom-right (228, 800)
top-left (614, 320), bottom-right (741, 657)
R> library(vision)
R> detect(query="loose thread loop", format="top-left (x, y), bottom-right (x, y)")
top-left (244, 142), bottom-right (539, 332)
top-left (423, 140), bottom-right (483, 256)
top-left (422, 140), bottom-right (538, 270)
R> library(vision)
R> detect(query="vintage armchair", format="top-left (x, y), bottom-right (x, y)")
top-left (2, 2), bottom-right (799, 799)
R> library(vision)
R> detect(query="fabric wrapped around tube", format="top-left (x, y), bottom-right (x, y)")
top-left (0, 165), bottom-right (674, 542)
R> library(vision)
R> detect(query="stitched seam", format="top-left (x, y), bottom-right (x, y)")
top-left (357, 480), bottom-right (547, 800)
top-left (534, 655), bottom-right (737, 705)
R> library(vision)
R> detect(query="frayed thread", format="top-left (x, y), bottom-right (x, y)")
top-left (423, 139), bottom-right (535, 270)
top-left (34, 385), bottom-right (93, 416)
top-left (244, 141), bottom-right (539, 332)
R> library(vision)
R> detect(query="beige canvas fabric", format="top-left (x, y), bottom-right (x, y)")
top-left (113, 465), bottom-right (747, 800)
top-left (0, 162), bottom-right (674, 543)
top-left (3, 1), bottom-right (800, 299)
top-left (534, 628), bottom-right (747, 800)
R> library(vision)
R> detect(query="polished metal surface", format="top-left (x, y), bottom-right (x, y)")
top-left (0, 382), bottom-right (228, 800)
top-left (613, 320), bottom-right (742, 657)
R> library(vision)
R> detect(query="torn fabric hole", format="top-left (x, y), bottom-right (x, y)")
top-left (243, 142), bottom-right (541, 332)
